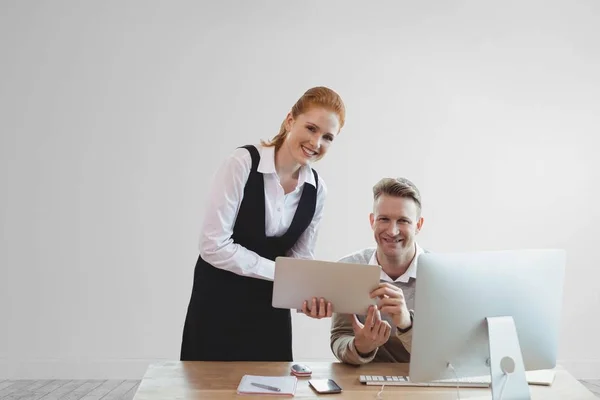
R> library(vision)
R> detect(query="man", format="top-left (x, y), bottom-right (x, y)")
top-left (330, 177), bottom-right (424, 365)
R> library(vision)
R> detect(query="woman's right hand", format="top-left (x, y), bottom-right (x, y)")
top-left (301, 297), bottom-right (333, 319)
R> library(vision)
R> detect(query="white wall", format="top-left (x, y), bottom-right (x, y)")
top-left (1, 0), bottom-right (599, 380)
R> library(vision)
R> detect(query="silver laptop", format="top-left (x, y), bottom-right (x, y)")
top-left (272, 256), bottom-right (381, 315)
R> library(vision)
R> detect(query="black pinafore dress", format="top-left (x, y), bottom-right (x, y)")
top-left (180, 145), bottom-right (318, 361)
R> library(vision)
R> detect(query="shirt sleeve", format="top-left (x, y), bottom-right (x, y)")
top-left (198, 148), bottom-right (276, 281)
top-left (394, 310), bottom-right (414, 353)
top-left (287, 174), bottom-right (327, 260)
top-left (395, 329), bottom-right (413, 353)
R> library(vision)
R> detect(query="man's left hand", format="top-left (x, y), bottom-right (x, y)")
top-left (370, 283), bottom-right (411, 330)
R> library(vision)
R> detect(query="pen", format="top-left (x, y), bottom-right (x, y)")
top-left (251, 382), bottom-right (281, 392)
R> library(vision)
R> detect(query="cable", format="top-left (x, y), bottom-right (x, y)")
top-left (446, 362), bottom-right (461, 400)
top-left (498, 371), bottom-right (511, 400)
top-left (376, 384), bottom-right (385, 399)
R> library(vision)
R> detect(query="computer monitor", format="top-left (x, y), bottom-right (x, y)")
top-left (408, 249), bottom-right (566, 400)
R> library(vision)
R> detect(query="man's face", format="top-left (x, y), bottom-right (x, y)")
top-left (370, 194), bottom-right (424, 258)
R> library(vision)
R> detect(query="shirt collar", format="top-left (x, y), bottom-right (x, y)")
top-left (257, 145), bottom-right (316, 187)
top-left (369, 242), bottom-right (424, 283)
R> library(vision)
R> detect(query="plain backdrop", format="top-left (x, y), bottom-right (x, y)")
top-left (1, 0), bottom-right (599, 379)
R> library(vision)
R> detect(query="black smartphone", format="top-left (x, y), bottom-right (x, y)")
top-left (308, 379), bottom-right (342, 394)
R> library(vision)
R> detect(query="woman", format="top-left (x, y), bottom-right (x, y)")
top-left (180, 86), bottom-right (345, 361)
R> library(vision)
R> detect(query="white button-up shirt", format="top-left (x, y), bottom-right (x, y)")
top-left (368, 242), bottom-right (424, 283)
top-left (199, 144), bottom-right (327, 281)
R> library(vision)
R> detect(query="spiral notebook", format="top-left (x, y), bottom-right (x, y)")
top-left (237, 375), bottom-right (298, 396)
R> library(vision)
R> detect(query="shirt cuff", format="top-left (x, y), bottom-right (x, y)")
top-left (396, 310), bottom-right (414, 334)
top-left (255, 258), bottom-right (276, 281)
top-left (349, 338), bottom-right (378, 364)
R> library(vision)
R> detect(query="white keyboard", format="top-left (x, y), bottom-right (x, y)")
top-left (359, 375), bottom-right (490, 388)
top-left (359, 370), bottom-right (556, 388)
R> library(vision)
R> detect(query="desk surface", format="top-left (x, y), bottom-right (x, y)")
top-left (133, 361), bottom-right (596, 399)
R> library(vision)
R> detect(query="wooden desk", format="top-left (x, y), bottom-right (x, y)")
top-left (133, 361), bottom-right (597, 399)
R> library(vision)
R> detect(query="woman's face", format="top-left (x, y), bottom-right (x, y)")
top-left (282, 107), bottom-right (340, 165)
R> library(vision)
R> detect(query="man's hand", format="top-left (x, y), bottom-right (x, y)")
top-left (301, 297), bottom-right (333, 319)
top-left (351, 306), bottom-right (391, 355)
top-left (370, 283), bottom-right (412, 330)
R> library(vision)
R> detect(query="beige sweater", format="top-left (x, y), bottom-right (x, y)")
top-left (329, 248), bottom-right (416, 365)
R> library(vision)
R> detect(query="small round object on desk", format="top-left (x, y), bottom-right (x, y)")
top-left (291, 363), bottom-right (312, 377)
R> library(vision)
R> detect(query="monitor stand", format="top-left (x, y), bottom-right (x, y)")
top-left (486, 316), bottom-right (531, 400)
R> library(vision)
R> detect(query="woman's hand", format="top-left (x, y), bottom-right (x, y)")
top-left (301, 297), bottom-right (333, 319)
